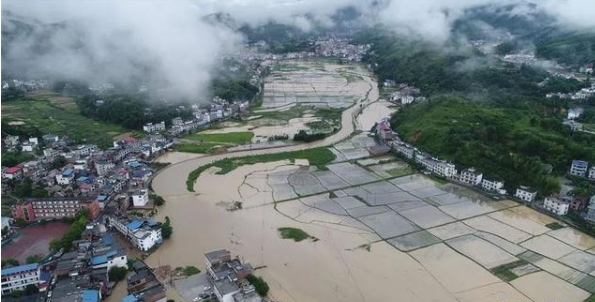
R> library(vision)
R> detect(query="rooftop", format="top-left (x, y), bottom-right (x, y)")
top-left (1, 263), bottom-right (38, 276)
top-left (6, 166), bottom-right (22, 174)
top-left (572, 160), bottom-right (589, 167)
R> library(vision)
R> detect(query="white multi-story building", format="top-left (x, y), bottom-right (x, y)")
top-left (95, 160), bottom-right (115, 177)
top-left (107, 216), bottom-right (162, 252)
top-left (394, 142), bottom-right (416, 160)
top-left (142, 121), bottom-right (166, 133)
top-left (73, 160), bottom-right (88, 171)
top-left (459, 168), bottom-right (483, 186)
top-left (72, 144), bottom-right (98, 157)
top-left (1, 263), bottom-right (40, 296)
top-left (589, 167), bottom-right (595, 180)
top-left (570, 160), bottom-right (589, 177)
top-left (544, 196), bottom-right (570, 215)
top-left (515, 186), bottom-right (537, 202)
top-left (481, 179), bottom-right (506, 194)
top-left (56, 168), bottom-right (75, 185)
top-left (43, 148), bottom-right (60, 158)
top-left (415, 153), bottom-right (457, 178)
top-left (131, 189), bottom-right (149, 207)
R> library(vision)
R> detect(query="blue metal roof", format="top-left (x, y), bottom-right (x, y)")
top-left (76, 176), bottom-right (89, 182)
top-left (102, 234), bottom-right (115, 245)
top-left (1, 263), bottom-right (38, 276)
top-left (122, 294), bottom-right (138, 302)
top-left (82, 290), bottom-right (100, 302)
top-left (98, 195), bottom-right (108, 201)
top-left (91, 255), bottom-right (108, 265)
top-left (106, 250), bottom-right (118, 258)
top-left (62, 168), bottom-right (74, 176)
top-left (126, 219), bottom-right (143, 231)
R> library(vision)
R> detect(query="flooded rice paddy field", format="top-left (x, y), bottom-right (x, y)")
top-left (262, 60), bottom-right (371, 109)
top-left (148, 153), bottom-right (595, 302)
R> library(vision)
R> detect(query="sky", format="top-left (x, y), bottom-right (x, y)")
top-left (2, 0), bottom-right (594, 101)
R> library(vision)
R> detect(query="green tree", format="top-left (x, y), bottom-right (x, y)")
top-left (26, 254), bottom-right (43, 264)
top-left (160, 216), bottom-right (173, 239)
top-left (49, 238), bottom-right (62, 252)
top-left (24, 284), bottom-right (39, 295)
top-left (1, 258), bottom-right (19, 268)
top-left (108, 266), bottom-right (128, 282)
top-left (246, 274), bottom-right (269, 296)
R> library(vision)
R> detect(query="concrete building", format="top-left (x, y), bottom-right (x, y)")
top-left (394, 142), bottom-right (415, 160)
top-left (570, 160), bottom-right (589, 177)
top-left (205, 250), bottom-right (254, 302)
top-left (95, 160), bottom-right (115, 177)
top-left (586, 202), bottom-right (595, 224)
top-left (515, 186), bottom-right (537, 202)
top-left (415, 153), bottom-right (457, 178)
top-left (544, 196), bottom-right (570, 215)
top-left (108, 216), bottom-right (163, 252)
top-left (123, 261), bottom-right (166, 302)
top-left (459, 168), bottom-right (483, 186)
top-left (131, 189), bottom-right (149, 207)
top-left (11, 196), bottom-right (101, 222)
top-left (142, 122), bottom-right (166, 133)
top-left (481, 179), bottom-right (506, 194)
top-left (2, 166), bottom-right (23, 180)
top-left (56, 168), bottom-right (75, 185)
top-left (589, 167), bottom-right (595, 180)
top-left (1, 263), bottom-right (40, 296)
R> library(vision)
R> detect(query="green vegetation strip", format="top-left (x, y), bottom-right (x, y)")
top-left (491, 260), bottom-right (528, 282)
top-left (183, 131), bottom-right (254, 145)
top-left (186, 147), bottom-right (335, 192)
top-left (175, 143), bottom-right (221, 154)
top-left (278, 227), bottom-right (316, 242)
top-left (545, 222), bottom-right (564, 230)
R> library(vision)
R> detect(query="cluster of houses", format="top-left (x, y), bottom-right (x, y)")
top-left (1, 222), bottom-right (132, 301)
top-left (141, 101), bottom-right (250, 137)
top-left (313, 36), bottom-right (370, 62)
top-left (546, 81), bottom-right (595, 100)
top-left (383, 81), bottom-right (425, 105)
top-left (2, 133), bottom-right (170, 223)
top-left (380, 120), bottom-right (595, 220)
top-left (204, 249), bottom-right (263, 302)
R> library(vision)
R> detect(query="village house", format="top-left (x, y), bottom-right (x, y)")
top-left (2, 166), bottom-right (23, 180)
top-left (515, 186), bottom-right (537, 202)
top-left (1, 263), bottom-right (40, 296)
top-left (544, 196), bottom-right (570, 215)
top-left (131, 189), bottom-right (149, 207)
top-left (481, 179), bottom-right (506, 195)
top-left (415, 153), bottom-right (457, 178)
top-left (589, 167), bottom-right (595, 181)
top-left (142, 122), bottom-right (166, 133)
top-left (122, 261), bottom-right (166, 302)
top-left (204, 249), bottom-right (256, 302)
top-left (107, 216), bottom-right (162, 252)
top-left (458, 168), bottom-right (483, 186)
top-left (56, 168), bottom-right (75, 185)
top-left (393, 142), bottom-right (416, 160)
top-left (570, 160), bottom-right (589, 177)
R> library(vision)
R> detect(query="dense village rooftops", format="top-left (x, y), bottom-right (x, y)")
top-left (1, 263), bottom-right (38, 276)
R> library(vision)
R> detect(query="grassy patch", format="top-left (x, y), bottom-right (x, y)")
top-left (1, 97), bottom-right (138, 149)
top-left (278, 227), bottom-right (315, 242)
top-left (186, 147), bottom-right (335, 191)
top-left (182, 266), bottom-right (201, 276)
top-left (183, 132), bottom-right (254, 145)
top-left (386, 166), bottom-right (413, 177)
top-left (545, 222), bottom-right (565, 230)
top-left (175, 143), bottom-right (221, 154)
top-left (491, 260), bottom-right (528, 282)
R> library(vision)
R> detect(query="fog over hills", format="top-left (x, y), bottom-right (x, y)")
top-left (2, 0), bottom-right (594, 100)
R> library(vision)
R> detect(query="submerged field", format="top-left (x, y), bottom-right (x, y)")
top-left (1, 91), bottom-right (140, 148)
